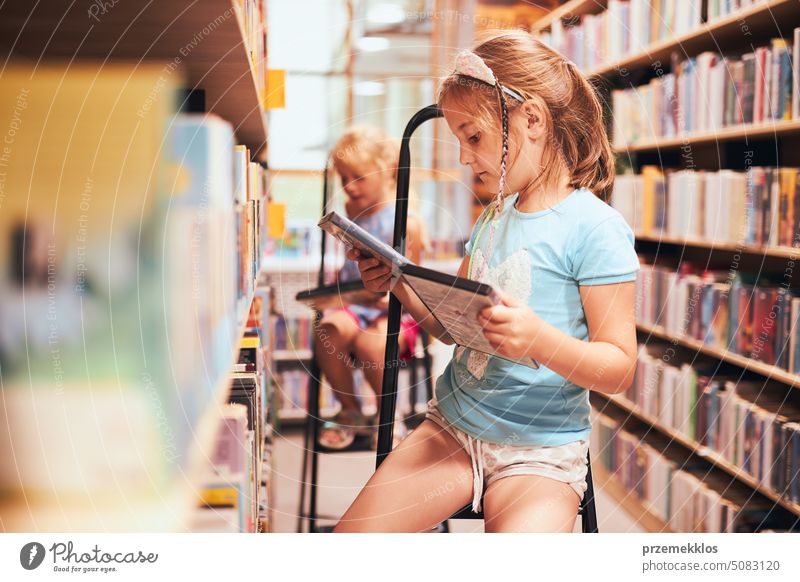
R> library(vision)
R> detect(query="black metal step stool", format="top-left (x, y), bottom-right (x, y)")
top-left (294, 156), bottom-right (435, 534)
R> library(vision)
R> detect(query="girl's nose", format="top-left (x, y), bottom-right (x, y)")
top-left (459, 145), bottom-right (474, 166)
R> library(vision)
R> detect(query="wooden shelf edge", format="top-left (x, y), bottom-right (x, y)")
top-left (531, 0), bottom-right (606, 34)
top-left (592, 463), bottom-right (674, 532)
top-left (636, 322), bottom-right (800, 390)
top-left (615, 119), bottom-right (800, 153)
top-left (635, 234), bottom-right (800, 260)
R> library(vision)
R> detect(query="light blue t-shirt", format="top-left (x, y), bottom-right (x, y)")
top-left (434, 188), bottom-right (640, 446)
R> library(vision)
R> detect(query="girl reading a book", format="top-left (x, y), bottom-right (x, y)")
top-left (336, 30), bottom-right (640, 532)
top-left (316, 125), bottom-right (423, 450)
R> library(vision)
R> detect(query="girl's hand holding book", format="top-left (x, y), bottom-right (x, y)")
top-left (346, 248), bottom-right (394, 293)
top-left (477, 290), bottom-right (544, 361)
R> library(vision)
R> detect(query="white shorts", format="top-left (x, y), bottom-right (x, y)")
top-left (425, 399), bottom-right (589, 513)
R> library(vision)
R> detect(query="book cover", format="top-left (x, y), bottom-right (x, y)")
top-left (794, 28), bottom-right (800, 120)
top-left (790, 424), bottom-right (800, 502)
top-left (754, 46), bottom-right (768, 124)
top-left (741, 52), bottom-right (756, 125)
top-left (751, 287), bottom-right (778, 364)
top-left (774, 287), bottom-right (793, 370)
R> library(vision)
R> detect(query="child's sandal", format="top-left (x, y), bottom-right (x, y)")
top-left (318, 409), bottom-right (370, 451)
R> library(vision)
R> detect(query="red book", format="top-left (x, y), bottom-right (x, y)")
top-left (751, 287), bottom-right (779, 365)
top-left (736, 284), bottom-right (755, 356)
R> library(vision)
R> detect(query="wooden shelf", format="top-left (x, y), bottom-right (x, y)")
top-left (0, 0), bottom-right (268, 157)
top-left (531, 0), bottom-right (606, 34)
top-left (591, 463), bottom-right (673, 532)
top-left (636, 321), bottom-right (800, 390)
top-left (594, 393), bottom-right (800, 517)
top-left (635, 233), bottom-right (800, 260)
top-left (590, 0), bottom-right (800, 80)
top-left (615, 119), bottom-right (800, 153)
top-left (183, 288), bottom-right (258, 506)
top-left (273, 349), bottom-right (313, 362)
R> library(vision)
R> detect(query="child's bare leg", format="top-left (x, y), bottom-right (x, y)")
top-left (314, 311), bottom-right (361, 412)
top-left (334, 420), bottom-right (473, 532)
top-left (483, 475), bottom-right (581, 533)
top-left (351, 317), bottom-right (408, 396)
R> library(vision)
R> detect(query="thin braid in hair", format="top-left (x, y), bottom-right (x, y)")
top-left (495, 82), bottom-right (509, 212)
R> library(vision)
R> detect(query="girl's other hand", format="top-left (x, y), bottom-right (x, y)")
top-left (346, 248), bottom-right (394, 293)
top-left (477, 290), bottom-right (543, 361)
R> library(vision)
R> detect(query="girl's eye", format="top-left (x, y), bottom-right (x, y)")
top-left (468, 132), bottom-right (481, 145)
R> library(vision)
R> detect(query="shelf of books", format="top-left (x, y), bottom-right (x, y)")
top-left (534, 0), bottom-right (800, 530)
top-left (191, 289), bottom-right (276, 533)
top-left (591, 403), bottom-right (799, 532)
top-left (0, 0), bottom-right (276, 532)
top-left (0, 0), bottom-right (270, 158)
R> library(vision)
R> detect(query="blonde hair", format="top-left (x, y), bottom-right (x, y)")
top-left (331, 125), bottom-right (400, 182)
top-left (438, 30), bottom-right (615, 198)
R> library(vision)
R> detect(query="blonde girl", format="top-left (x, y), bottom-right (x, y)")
top-left (316, 125), bottom-right (422, 450)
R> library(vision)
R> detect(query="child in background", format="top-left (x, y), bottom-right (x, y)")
top-left (316, 125), bottom-right (423, 450)
top-left (336, 30), bottom-right (640, 532)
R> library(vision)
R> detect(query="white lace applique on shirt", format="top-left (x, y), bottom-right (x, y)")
top-left (464, 247), bottom-right (534, 380)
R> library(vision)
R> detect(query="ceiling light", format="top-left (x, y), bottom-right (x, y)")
top-left (367, 4), bottom-right (405, 25)
top-left (355, 36), bottom-right (390, 52)
top-left (353, 81), bottom-right (385, 96)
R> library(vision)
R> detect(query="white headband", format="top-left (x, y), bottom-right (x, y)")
top-left (453, 50), bottom-right (525, 103)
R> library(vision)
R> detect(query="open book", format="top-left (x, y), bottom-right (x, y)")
top-left (311, 211), bottom-right (539, 370)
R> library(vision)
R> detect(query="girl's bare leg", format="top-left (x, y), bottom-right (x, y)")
top-left (314, 310), bottom-right (361, 412)
top-left (334, 420), bottom-right (473, 532)
top-left (482, 474), bottom-right (580, 533)
top-left (350, 316), bottom-right (408, 396)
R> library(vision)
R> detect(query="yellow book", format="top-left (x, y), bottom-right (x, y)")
top-left (239, 336), bottom-right (260, 349)
top-left (779, 168), bottom-right (797, 246)
top-left (268, 202), bottom-right (286, 238)
top-left (265, 69), bottom-right (285, 109)
top-left (641, 166), bottom-right (664, 234)
top-left (200, 485), bottom-right (240, 508)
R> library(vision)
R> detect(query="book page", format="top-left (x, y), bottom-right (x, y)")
top-left (402, 273), bottom-right (539, 369)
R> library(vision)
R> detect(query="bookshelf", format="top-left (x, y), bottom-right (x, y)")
top-left (593, 392), bottom-right (800, 516)
top-left (590, 0), bottom-right (800, 80)
top-left (0, 0), bottom-right (274, 532)
top-left (531, 0), bottom-right (607, 35)
top-left (531, 0), bottom-right (800, 529)
top-left (0, 0), bottom-right (268, 158)
top-left (591, 463), bottom-right (673, 532)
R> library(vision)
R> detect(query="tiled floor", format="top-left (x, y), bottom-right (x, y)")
top-left (269, 426), bottom-right (645, 533)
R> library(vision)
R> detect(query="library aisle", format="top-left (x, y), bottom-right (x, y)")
top-left (2, 0), bottom-right (800, 545)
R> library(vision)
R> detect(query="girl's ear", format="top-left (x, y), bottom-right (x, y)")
top-left (520, 99), bottom-right (546, 141)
